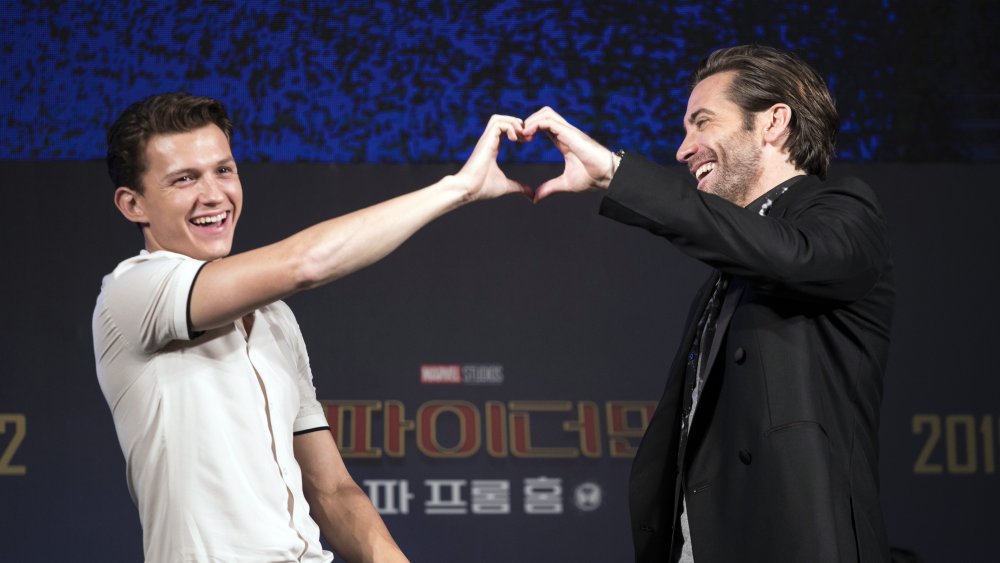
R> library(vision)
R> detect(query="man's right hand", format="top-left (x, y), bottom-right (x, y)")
top-left (522, 107), bottom-right (620, 202)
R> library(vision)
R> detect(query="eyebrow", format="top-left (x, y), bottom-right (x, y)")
top-left (686, 108), bottom-right (715, 126)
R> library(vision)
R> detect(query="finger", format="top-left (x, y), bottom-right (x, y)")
top-left (484, 116), bottom-right (526, 145)
top-left (503, 122), bottom-right (522, 143)
top-left (523, 106), bottom-right (563, 126)
top-left (522, 117), bottom-right (550, 138)
top-left (487, 114), bottom-right (523, 129)
top-left (470, 118), bottom-right (512, 159)
top-left (533, 177), bottom-right (565, 203)
top-left (522, 121), bottom-right (555, 145)
top-left (526, 118), bottom-right (573, 149)
top-left (524, 107), bottom-right (569, 134)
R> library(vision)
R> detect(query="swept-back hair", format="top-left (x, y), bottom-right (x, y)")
top-left (693, 45), bottom-right (839, 178)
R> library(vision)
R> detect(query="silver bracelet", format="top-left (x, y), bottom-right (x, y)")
top-left (611, 149), bottom-right (625, 175)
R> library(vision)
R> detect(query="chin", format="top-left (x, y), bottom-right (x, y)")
top-left (195, 244), bottom-right (233, 261)
top-left (698, 181), bottom-right (719, 196)
top-left (207, 249), bottom-right (232, 261)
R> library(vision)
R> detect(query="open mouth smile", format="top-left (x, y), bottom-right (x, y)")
top-left (190, 211), bottom-right (230, 229)
top-left (695, 162), bottom-right (716, 182)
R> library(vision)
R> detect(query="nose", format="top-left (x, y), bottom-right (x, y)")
top-left (676, 132), bottom-right (697, 164)
top-left (197, 176), bottom-right (225, 204)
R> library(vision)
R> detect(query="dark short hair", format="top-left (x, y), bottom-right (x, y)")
top-left (692, 45), bottom-right (839, 178)
top-left (106, 93), bottom-right (233, 193)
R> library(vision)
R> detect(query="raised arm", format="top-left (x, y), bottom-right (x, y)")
top-left (189, 115), bottom-right (529, 331)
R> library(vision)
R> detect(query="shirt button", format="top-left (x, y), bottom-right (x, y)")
top-left (738, 449), bottom-right (752, 465)
top-left (733, 347), bottom-right (747, 365)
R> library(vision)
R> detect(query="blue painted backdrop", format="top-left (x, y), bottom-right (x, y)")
top-left (1, 0), bottom-right (916, 163)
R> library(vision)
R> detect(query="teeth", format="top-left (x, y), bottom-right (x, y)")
top-left (695, 162), bottom-right (716, 181)
top-left (191, 212), bottom-right (227, 225)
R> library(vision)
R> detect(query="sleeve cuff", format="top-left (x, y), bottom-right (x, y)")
top-left (293, 411), bottom-right (330, 434)
top-left (293, 426), bottom-right (331, 436)
top-left (185, 261), bottom-right (209, 340)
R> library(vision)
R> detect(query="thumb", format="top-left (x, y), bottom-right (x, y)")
top-left (532, 176), bottom-right (565, 203)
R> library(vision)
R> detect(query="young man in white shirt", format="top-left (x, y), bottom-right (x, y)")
top-left (94, 92), bottom-right (530, 562)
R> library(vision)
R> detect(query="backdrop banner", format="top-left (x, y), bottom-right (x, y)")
top-left (1, 162), bottom-right (996, 562)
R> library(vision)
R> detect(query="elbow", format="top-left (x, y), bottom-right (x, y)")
top-left (768, 259), bottom-right (886, 302)
top-left (291, 242), bottom-right (341, 290)
top-left (293, 255), bottom-right (324, 291)
top-left (304, 473), bottom-right (364, 508)
top-left (287, 230), bottom-right (362, 291)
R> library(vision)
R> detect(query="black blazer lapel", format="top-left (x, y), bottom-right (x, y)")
top-left (696, 278), bottom-right (744, 403)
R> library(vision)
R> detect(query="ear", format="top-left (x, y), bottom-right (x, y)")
top-left (761, 103), bottom-right (792, 147)
top-left (114, 187), bottom-right (148, 225)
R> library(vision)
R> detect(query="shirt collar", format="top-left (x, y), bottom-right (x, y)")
top-left (746, 174), bottom-right (807, 216)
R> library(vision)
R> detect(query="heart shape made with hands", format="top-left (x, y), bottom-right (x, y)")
top-left (480, 108), bottom-right (618, 203)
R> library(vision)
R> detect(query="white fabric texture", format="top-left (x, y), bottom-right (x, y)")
top-left (93, 250), bottom-right (332, 563)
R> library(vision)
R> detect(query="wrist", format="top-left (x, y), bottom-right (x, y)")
top-left (438, 174), bottom-right (475, 207)
top-left (601, 149), bottom-right (625, 189)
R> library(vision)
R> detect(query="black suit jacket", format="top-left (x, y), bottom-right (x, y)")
top-left (600, 155), bottom-right (895, 563)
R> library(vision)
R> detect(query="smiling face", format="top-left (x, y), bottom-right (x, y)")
top-left (116, 124), bottom-right (242, 261)
top-left (676, 71), bottom-right (765, 207)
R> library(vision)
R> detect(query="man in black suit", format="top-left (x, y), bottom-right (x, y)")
top-left (523, 45), bottom-right (894, 562)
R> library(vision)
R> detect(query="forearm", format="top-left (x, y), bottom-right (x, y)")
top-left (190, 175), bottom-right (470, 330)
top-left (601, 155), bottom-right (890, 301)
top-left (289, 174), bottom-right (469, 289)
top-left (188, 113), bottom-right (530, 331)
top-left (308, 480), bottom-right (409, 563)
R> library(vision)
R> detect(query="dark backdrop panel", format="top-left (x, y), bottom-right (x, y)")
top-left (0, 161), bottom-right (996, 562)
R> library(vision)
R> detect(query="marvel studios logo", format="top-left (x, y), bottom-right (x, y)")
top-left (420, 364), bottom-right (504, 385)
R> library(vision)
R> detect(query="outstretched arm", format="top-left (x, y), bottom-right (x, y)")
top-left (521, 107), bottom-right (621, 202)
top-left (294, 430), bottom-right (409, 563)
top-left (190, 115), bottom-right (530, 331)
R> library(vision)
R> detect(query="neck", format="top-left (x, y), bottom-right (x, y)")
top-left (742, 160), bottom-right (805, 207)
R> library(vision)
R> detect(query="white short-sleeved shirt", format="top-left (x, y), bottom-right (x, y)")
top-left (93, 250), bottom-right (334, 563)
